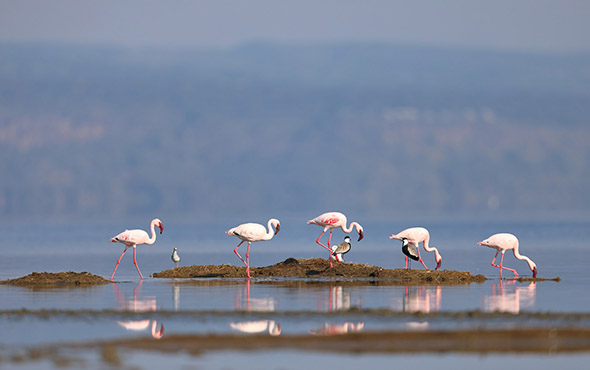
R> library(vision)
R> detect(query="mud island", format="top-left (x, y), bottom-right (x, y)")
top-left (153, 257), bottom-right (488, 284)
top-left (0, 272), bottom-right (111, 287)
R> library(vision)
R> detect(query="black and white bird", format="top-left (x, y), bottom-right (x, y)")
top-left (331, 236), bottom-right (352, 262)
top-left (171, 247), bottom-right (180, 268)
top-left (401, 237), bottom-right (419, 262)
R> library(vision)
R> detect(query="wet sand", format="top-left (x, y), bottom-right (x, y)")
top-left (153, 257), bottom-right (488, 284)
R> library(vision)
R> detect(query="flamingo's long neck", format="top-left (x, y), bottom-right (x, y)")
top-left (341, 221), bottom-right (359, 234)
top-left (512, 247), bottom-right (536, 271)
top-left (422, 236), bottom-right (441, 261)
top-left (263, 219), bottom-right (276, 240)
top-left (146, 221), bottom-right (158, 245)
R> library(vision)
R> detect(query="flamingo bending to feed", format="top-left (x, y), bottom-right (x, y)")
top-left (110, 218), bottom-right (164, 280)
top-left (389, 227), bottom-right (442, 270)
top-left (477, 233), bottom-right (537, 278)
top-left (226, 218), bottom-right (281, 279)
top-left (307, 212), bottom-right (364, 267)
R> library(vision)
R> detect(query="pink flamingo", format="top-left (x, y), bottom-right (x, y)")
top-left (477, 233), bottom-right (537, 278)
top-left (109, 218), bottom-right (164, 280)
top-left (389, 227), bottom-right (442, 270)
top-left (226, 218), bottom-right (281, 279)
top-left (307, 212), bottom-right (364, 267)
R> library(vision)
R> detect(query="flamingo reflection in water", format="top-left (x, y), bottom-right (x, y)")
top-left (229, 280), bottom-right (281, 335)
top-left (113, 281), bottom-right (164, 339)
top-left (391, 285), bottom-right (442, 329)
top-left (309, 285), bottom-right (364, 335)
top-left (482, 280), bottom-right (536, 314)
top-left (309, 322), bottom-right (364, 336)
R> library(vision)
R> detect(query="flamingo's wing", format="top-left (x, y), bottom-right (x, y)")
top-left (313, 213), bottom-right (342, 227)
top-left (230, 223), bottom-right (266, 241)
top-left (113, 229), bottom-right (150, 245)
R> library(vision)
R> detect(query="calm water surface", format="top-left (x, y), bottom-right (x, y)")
top-left (0, 218), bottom-right (589, 368)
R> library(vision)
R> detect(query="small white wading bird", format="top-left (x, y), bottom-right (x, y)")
top-left (171, 248), bottom-right (180, 268)
top-left (477, 233), bottom-right (538, 278)
top-left (307, 212), bottom-right (364, 267)
top-left (331, 236), bottom-right (351, 262)
top-left (110, 218), bottom-right (164, 280)
top-left (389, 227), bottom-right (442, 270)
top-left (226, 218), bottom-right (281, 279)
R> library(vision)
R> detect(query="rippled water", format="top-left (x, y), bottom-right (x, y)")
top-left (1, 218), bottom-right (589, 369)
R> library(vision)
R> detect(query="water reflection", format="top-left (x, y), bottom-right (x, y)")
top-left (392, 286), bottom-right (442, 313)
top-left (310, 285), bottom-right (364, 335)
top-left (229, 320), bottom-right (281, 336)
top-left (113, 281), bottom-right (164, 339)
top-left (309, 322), bottom-right (364, 335)
top-left (229, 281), bottom-right (281, 335)
top-left (482, 280), bottom-right (536, 313)
top-left (318, 285), bottom-right (362, 312)
top-left (172, 284), bottom-right (180, 311)
top-left (235, 280), bottom-right (279, 311)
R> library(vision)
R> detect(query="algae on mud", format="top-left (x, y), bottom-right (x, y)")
top-left (0, 272), bottom-right (110, 287)
top-left (153, 257), bottom-right (487, 284)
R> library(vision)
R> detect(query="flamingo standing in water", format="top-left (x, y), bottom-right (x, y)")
top-left (307, 212), bottom-right (364, 267)
top-left (389, 227), bottom-right (442, 270)
top-left (226, 218), bottom-right (281, 279)
top-left (477, 233), bottom-right (537, 278)
top-left (110, 218), bottom-right (164, 280)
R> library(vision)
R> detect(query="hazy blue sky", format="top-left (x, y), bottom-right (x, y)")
top-left (1, 0), bottom-right (589, 51)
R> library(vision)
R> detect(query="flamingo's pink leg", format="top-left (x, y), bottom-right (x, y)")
top-left (315, 229), bottom-right (334, 268)
top-left (245, 242), bottom-right (252, 279)
top-left (414, 243), bottom-right (429, 270)
top-left (132, 246), bottom-right (144, 280)
top-left (111, 247), bottom-right (128, 280)
top-left (491, 251), bottom-right (519, 278)
top-left (233, 241), bottom-right (247, 266)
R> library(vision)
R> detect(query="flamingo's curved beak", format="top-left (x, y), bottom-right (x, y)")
top-left (358, 230), bottom-right (364, 242)
top-left (275, 224), bottom-right (281, 234)
top-left (532, 266), bottom-right (537, 278)
top-left (159, 223), bottom-right (164, 234)
top-left (436, 259), bottom-right (442, 270)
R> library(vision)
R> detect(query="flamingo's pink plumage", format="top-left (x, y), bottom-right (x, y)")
top-left (110, 218), bottom-right (163, 280)
top-left (226, 218), bottom-right (280, 279)
top-left (478, 233), bottom-right (538, 278)
top-left (307, 212), bottom-right (364, 267)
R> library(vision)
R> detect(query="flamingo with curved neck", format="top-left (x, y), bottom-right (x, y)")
top-left (226, 218), bottom-right (281, 279)
top-left (478, 233), bottom-right (538, 278)
top-left (110, 218), bottom-right (164, 280)
top-left (307, 212), bottom-right (364, 267)
top-left (389, 227), bottom-right (442, 270)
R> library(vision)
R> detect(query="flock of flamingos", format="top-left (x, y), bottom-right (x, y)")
top-left (109, 211), bottom-right (538, 281)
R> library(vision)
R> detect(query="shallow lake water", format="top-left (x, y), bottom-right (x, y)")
top-left (0, 218), bottom-right (589, 369)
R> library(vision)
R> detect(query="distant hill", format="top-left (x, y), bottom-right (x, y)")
top-left (1, 42), bottom-right (589, 220)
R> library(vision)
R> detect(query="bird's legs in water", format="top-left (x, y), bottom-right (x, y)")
top-left (111, 247), bottom-right (129, 280)
top-left (491, 250), bottom-right (519, 278)
top-left (233, 241), bottom-right (252, 278)
top-left (132, 246), bottom-right (143, 279)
